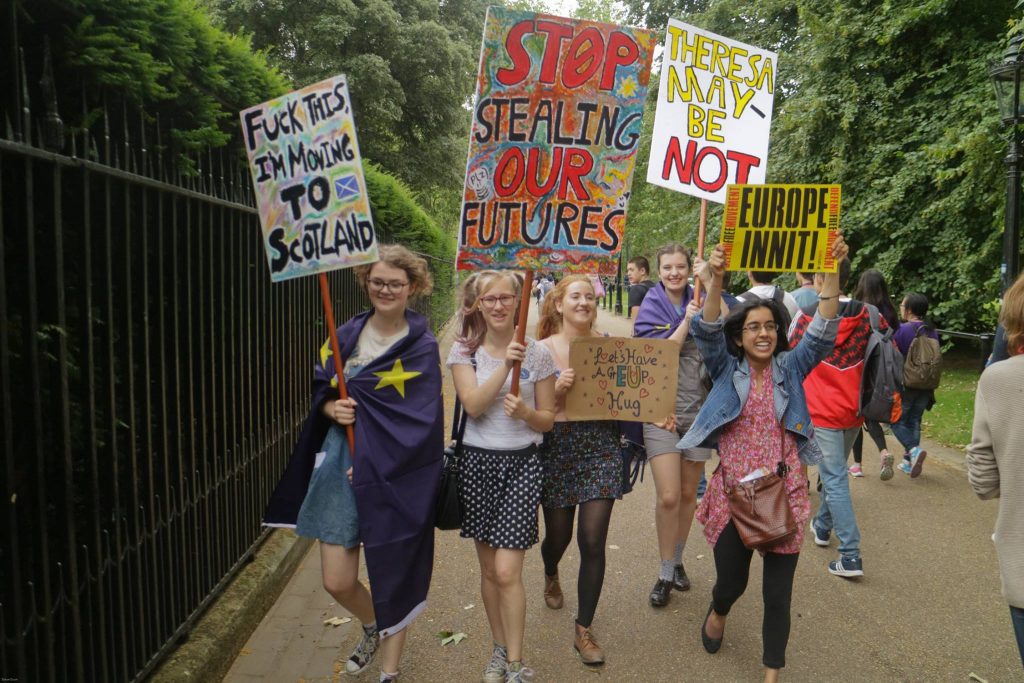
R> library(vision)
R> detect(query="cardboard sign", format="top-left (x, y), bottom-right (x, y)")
top-left (646, 20), bottom-right (777, 204)
top-left (565, 337), bottom-right (679, 422)
top-left (457, 8), bottom-right (657, 275)
top-left (721, 184), bottom-right (841, 273)
top-left (241, 75), bottom-right (378, 282)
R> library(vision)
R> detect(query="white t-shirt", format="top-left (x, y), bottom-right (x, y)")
top-left (446, 338), bottom-right (556, 449)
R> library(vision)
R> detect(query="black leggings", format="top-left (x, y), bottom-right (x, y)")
top-left (540, 499), bottom-right (615, 628)
top-left (711, 520), bottom-right (800, 669)
top-left (852, 420), bottom-right (888, 464)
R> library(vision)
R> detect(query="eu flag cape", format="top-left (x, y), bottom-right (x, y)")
top-left (263, 308), bottom-right (444, 636)
top-left (632, 282), bottom-right (695, 339)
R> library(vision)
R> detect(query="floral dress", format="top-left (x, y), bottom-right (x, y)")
top-left (696, 366), bottom-right (810, 554)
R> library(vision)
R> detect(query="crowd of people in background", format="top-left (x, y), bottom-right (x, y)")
top-left (263, 240), bottom-right (1023, 682)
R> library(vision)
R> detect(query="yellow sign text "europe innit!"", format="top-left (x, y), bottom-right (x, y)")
top-left (721, 184), bottom-right (841, 273)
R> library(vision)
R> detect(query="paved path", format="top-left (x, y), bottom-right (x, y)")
top-left (224, 304), bottom-right (1019, 682)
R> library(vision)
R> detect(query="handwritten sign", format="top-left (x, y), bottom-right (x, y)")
top-left (241, 75), bottom-right (378, 282)
top-left (457, 7), bottom-right (657, 275)
top-left (721, 184), bottom-right (841, 273)
top-left (646, 20), bottom-right (777, 204)
top-left (565, 337), bottom-right (679, 422)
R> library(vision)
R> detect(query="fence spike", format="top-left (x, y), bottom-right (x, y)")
top-left (39, 37), bottom-right (64, 153)
top-left (18, 47), bottom-right (30, 143)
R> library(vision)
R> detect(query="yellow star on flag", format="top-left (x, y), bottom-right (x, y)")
top-left (373, 358), bottom-right (422, 398)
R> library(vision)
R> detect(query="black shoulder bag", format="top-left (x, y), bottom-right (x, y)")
top-left (435, 362), bottom-right (472, 530)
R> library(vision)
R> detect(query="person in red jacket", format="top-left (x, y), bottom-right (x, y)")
top-left (789, 258), bottom-right (890, 579)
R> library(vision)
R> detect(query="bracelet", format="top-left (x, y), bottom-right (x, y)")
top-left (818, 294), bottom-right (838, 300)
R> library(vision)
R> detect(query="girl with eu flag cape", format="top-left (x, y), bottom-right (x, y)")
top-left (632, 243), bottom-right (714, 610)
top-left (263, 245), bottom-right (444, 682)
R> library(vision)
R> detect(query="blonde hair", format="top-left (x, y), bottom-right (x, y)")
top-left (353, 244), bottom-right (433, 296)
top-left (1001, 271), bottom-right (1024, 355)
top-left (536, 275), bottom-right (595, 340)
top-left (454, 270), bottom-right (523, 353)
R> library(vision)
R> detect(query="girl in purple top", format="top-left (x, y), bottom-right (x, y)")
top-left (892, 293), bottom-right (939, 477)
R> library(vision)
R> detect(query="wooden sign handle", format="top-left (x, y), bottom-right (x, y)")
top-left (318, 273), bottom-right (357, 458)
top-left (509, 269), bottom-right (534, 397)
top-left (693, 199), bottom-right (708, 301)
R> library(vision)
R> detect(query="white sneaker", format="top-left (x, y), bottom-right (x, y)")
top-left (811, 523), bottom-right (830, 547)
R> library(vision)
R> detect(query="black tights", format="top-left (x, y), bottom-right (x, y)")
top-left (852, 420), bottom-right (888, 464)
top-left (711, 521), bottom-right (799, 669)
top-left (540, 499), bottom-right (615, 629)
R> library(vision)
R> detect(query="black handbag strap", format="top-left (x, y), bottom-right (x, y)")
top-left (450, 357), bottom-right (476, 453)
top-left (451, 398), bottom-right (469, 449)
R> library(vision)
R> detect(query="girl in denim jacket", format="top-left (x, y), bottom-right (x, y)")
top-left (679, 238), bottom-right (847, 683)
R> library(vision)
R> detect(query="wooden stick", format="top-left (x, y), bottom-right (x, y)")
top-left (509, 269), bottom-right (534, 396)
top-left (693, 199), bottom-right (708, 301)
top-left (318, 272), bottom-right (356, 457)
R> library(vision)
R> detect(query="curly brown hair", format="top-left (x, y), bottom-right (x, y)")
top-left (352, 244), bottom-right (433, 296)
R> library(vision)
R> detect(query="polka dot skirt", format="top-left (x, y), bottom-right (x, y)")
top-left (458, 444), bottom-right (542, 550)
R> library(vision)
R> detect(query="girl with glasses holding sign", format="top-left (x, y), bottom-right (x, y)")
top-left (447, 271), bottom-right (557, 683)
top-left (680, 236), bottom-right (847, 682)
top-left (263, 245), bottom-right (444, 683)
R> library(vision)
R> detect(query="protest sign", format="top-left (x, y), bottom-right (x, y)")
top-left (241, 75), bottom-right (378, 282)
top-left (721, 184), bottom-right (841, 273)
top-left (565, 337), bottom-right (679, 422)
top-left (457, 7), bottom-right (657, 275)
top-left (646, 19), bottom-right (777, 204)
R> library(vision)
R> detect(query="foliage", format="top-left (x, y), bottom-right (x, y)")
top-left (621, 0), bottom-right (1018, 331)
top-left (205, 0), bottom-right (486, 200)
top-left (28, 0), bottom-right (290, 151)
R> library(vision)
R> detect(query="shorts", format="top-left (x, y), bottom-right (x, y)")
top-left (643, 422), bottom-right (712, 462)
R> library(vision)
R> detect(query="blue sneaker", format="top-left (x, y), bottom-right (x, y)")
top-left (828, 556), bottom-right (864, 578)
top-left (909, 447), bottom-right (927, 478)
top-left (811, 524), bottom-right (830, 547)
top-left (898, 460), bottom-right (912, 475)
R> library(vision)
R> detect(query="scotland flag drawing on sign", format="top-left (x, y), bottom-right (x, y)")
top-left (335, 174), bottom-right (361, 203)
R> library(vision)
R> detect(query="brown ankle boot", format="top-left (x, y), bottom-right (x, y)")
top-left (574, 622), bottom-right (605, 665)
top-left (543, 573), bottom-right (563, 609)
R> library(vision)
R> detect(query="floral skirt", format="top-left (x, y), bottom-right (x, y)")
top-left (540, 421), bottom-right (623, 509)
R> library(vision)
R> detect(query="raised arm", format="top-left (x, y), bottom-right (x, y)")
top-left (815, 235), bottom-right (848, 319)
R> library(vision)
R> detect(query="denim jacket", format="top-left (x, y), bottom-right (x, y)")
top-left (675, 310), bottom-right (840, 465)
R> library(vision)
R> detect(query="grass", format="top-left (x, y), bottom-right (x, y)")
top-left (920, 345), bottom-right (984, 450)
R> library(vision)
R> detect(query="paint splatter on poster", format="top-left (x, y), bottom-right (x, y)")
top-left (458, 8), bottom-right (656, 275)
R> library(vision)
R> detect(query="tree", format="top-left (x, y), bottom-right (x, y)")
top-left (207, 0), bottom-right (484, 199)
top-left (621, 0), bottom-right (1017, 329)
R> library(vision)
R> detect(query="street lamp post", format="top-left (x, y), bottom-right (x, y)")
top-left (991, 34), bottom-right (1024, 291)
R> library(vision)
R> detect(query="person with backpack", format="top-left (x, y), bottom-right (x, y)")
top-left (849, 269), bottom-right (901, 480)
top-left (892, 293), bottom-right (941, 478)
top-left (790, 258), bottom-right (892, 579)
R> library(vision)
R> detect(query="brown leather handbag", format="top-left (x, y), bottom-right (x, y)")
top-left (725, 421), bottom-right (798, 551)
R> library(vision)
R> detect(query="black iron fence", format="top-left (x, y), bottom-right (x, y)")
top-left (1, 34), bottom-right (452, 683)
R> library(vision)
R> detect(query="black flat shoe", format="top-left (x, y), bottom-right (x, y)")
top-left (673, 563), bottom-right (690, 591)
top-left (649, 578), bottom-right (672, 607)
top-left (701, 602), bottom-right (723, 654)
